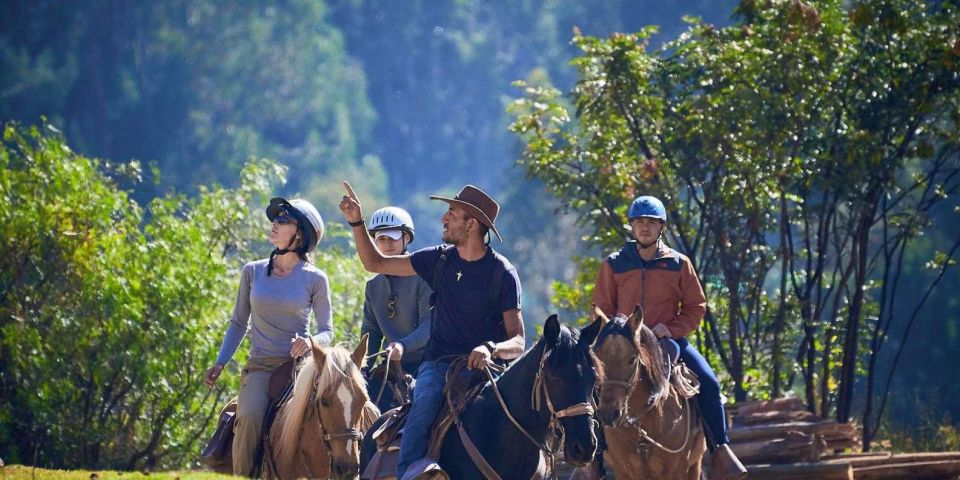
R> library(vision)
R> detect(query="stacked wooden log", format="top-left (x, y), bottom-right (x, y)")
top-left (726, 397), bottom-right (860, 465)
top-left (727, 398), bottom-right (960, 479)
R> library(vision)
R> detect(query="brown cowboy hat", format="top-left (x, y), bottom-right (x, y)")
top-left (430, 184), bottom-right (503, 241)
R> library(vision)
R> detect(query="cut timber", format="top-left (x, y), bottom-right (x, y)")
top-left (743, 462), bottom-right (853, 480)
top-left (729, 398), bottom-right (806, 417)
top-left (854, 459), bottom-right (960, 479)
top-left (729, 420), bottom-right (857, 443)
top-left (732, 431), bottom-right (826, 464)
top-left (824, 451), bottom-right (960, 468)
top-left (734, 409), bottom-right (817, 425)
top-left (824, 437), bottom-right (861, 452)
top-left (821, 452), bottom-right (893, 463)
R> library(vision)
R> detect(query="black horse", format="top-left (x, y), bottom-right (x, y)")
top-left (361, 314), bottom-right (604, 479)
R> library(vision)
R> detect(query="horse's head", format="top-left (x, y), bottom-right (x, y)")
top-left (534, 314), bottom-right (604, 466)
top-left (308, 337), bottom-right (373, 479)
top-left (593, 306), bottom-right (669, 427)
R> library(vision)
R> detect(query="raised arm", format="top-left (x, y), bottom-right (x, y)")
top-left (339, 181), bottom-right (416, 276)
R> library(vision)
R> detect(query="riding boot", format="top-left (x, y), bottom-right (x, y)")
top-left (710, 444), bottom-right (747, 480)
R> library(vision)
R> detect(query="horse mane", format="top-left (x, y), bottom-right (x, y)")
top-left (545, 324), bottom-right (605, 385)
top-left (274, 346), bottom-right (369, 466)
top-left (635, 324), bottom-right (670, 408)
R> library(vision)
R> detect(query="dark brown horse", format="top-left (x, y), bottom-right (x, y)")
top-left (592, 308), bottom-right (706, 479)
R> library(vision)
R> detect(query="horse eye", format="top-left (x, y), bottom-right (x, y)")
top-left (320, 397), bottom-right (330, 407)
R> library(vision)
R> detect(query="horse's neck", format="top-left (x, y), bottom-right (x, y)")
top-left (480, 346), bottom-right (551, 435)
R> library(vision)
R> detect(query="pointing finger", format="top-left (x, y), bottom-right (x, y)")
top-left (343, 181), bottom-right (358, 201)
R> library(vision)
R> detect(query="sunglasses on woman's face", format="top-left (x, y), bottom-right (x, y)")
top-left (273, 213), bottom-right (296, 225)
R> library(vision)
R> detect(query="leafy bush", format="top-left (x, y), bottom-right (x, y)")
top-left (0, 122), bottom-right (367, 469)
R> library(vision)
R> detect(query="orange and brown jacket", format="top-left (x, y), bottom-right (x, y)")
top-left (592, 241), bottom-right (706, 339)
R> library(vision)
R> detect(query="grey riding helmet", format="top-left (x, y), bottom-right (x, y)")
top-left (368, 206), bottom-right (415, 242)
top-left (266, 197), bottom-right (324, 253)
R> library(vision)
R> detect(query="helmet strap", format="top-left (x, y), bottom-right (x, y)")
top-left (267, 232), bottom-right (302, 276)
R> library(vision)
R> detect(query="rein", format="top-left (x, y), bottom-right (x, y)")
top-left (452, 348), bottom-right (595, 480)
top-left (598, 337), bottom-right (693, 455)
top-left (311, 374), bottom-right (365, 456)
top-left (368, 349), bottom-right (393, 405)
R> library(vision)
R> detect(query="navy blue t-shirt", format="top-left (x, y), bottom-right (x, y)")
top-left (410, 245), bottom-right (522, 360)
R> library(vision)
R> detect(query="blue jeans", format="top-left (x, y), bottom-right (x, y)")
top-left (397, 360), bottom-right (450, 478)
top-left (670, 337), bottom-right (730, 450)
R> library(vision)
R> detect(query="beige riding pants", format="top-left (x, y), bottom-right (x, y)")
top-left (233, 355), bottom-right (289, 477)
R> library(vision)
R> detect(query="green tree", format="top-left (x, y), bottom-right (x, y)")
top-left (510, 0), bottom-right (959, 449)
top-left (0, 122), bottom-right (368, 469)
top-left (0, 1), bottom-right (376, 199)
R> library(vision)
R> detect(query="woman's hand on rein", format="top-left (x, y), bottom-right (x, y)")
top-left (290, 333), bottom-right (311, 358)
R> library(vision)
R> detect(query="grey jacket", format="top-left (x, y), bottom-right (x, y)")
top-left (361, 273), bottom-right (432, 373)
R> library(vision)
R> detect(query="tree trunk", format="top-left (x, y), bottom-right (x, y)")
top-left (837, 211), bottom-right (872, 424)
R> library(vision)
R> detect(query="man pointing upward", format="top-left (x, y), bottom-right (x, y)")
top-left (339, 181), bottom-right (525, 479)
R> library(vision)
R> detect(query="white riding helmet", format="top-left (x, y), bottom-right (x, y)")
top-left (368, 206), bottom-right (415, 242)
top-left (266, 197), bottom-right (324, 253)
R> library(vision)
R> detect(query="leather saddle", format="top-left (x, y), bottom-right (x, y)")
top-left (361, 362), bottom-right (487, 480)
top-left (199, 359), bottom-right (295, 471)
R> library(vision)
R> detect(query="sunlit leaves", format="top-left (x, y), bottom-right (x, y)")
top-left (511, 0), bottom-right (960, 405)
top-left (0, 122), bottom-right (369, 469)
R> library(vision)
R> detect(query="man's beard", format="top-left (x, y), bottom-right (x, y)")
top-left (442, 230), bottom-right (457, 245)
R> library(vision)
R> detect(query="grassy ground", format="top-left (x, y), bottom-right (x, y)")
top-left (0, 465), bottom-right (240, 480)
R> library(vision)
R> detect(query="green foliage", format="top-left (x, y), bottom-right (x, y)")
top-left (0, 2), bottom-right (375, 197)
top-left (510, 0), bottom-right (960, 425)
top-left (0, 122), bottom-right (368, 469)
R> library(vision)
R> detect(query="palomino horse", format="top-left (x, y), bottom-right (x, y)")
top-left (361, 314), bottom-right (605, 479)
top-left (262, 336), bottom-right (381, 479)
top-left (592, 308), bottom-right (706, 480)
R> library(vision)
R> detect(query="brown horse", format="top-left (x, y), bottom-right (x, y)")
top-left (262, 337), bottom-right (381, 479)
top-left (591, 308), bottom-right (706, 480)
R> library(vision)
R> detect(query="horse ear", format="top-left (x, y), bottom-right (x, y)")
top-left (311, 337), bottom-right (327, 366)
top-left (627, 304), bottom-right (644, 334)
top-left (352, 333), bottom-right (369, 369)
top-left (578, 316), bottom-right (604, 348)
top-left (544, 314), bottom-right (561, 346)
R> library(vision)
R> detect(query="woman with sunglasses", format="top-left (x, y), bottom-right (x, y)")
top-left (203, 197), bottom-right (332, 477)
top-left (360, 206), bottom-right (432, 409)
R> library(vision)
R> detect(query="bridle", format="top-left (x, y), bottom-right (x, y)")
top-left (465, 347), bottom-right (596, 479)
top-left (311, 376), bottom-right (365, 458)
top-left (598, 335), bottom-right (645, 423)
top-left (262, 361), bottom-right (366, 479)
top-left (596, 333), bottom-right (693, 455)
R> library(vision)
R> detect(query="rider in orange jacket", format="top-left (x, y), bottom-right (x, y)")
top-left (592, 195), bottom-right (747, 480)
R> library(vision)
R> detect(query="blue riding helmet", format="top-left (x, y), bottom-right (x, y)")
top-left (628, 196), bottom-right (667, 222)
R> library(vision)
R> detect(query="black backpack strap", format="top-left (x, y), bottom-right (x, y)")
top-left (487, 249), bottom-right (509, 341)
top-left (430, 246), bottom-right (454, 306)
top-left (487, 251), bottom-right (504, 316)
